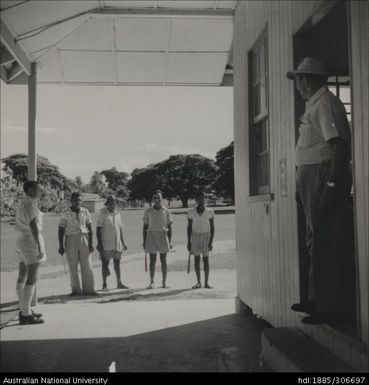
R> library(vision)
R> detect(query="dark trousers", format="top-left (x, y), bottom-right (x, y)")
top-left (296, 163), bottom-right (354, 314)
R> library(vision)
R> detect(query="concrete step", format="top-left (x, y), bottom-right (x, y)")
top-left (296, 314), bottom-right (368, 372)
top-left (261, 327), bottom-right (355, 372)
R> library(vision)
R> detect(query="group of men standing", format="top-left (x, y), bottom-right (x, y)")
top-left (14, 186), bottom-right (215, 325)
top-left (58, 192), bottom-right (129, 296)
top-left (13, 55), bottom-right (353, 327)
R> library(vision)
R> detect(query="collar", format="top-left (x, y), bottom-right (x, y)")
top-left (105, 207), bottom-right (118, 215)
top-left (306, 86), bottom-right (328, 109)
top-left (69, 207), bottom-right (81, 214)
top-left (196, 206), bottom-right (206, 213)
top-left (152, 206), bottom-right (164, 211)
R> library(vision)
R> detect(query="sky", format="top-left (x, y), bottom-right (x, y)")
top-left (1, 81), bottom-right (233, 184)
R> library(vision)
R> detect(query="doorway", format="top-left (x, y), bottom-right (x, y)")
top-left (293, 0), bottom-right (358, 338)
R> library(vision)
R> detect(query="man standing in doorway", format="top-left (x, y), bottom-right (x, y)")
top-left (287, 57), bottom-right (352, 324)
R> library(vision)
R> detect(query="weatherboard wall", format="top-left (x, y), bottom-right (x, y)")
top-left (234, 0), bottom-right (314, 330)
top-left (349, 0), bottom-right (369, 347)
top-left (233, 0), bottom-right (368, 351)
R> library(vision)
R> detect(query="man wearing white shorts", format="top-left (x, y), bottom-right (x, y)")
top-left (187, 192), bottom-right (215, 289)
top-left (15, 181), bottom-right (46, 325)
top-left (96, 195), bottom-right (128, 291)
top-left (143, 190), bottom-right (173, 289)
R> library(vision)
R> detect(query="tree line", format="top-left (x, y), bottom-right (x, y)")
top-left (1, 141), bottom-right (234, 215)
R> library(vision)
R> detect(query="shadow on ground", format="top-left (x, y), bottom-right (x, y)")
top-left (0, 288), bottom-right (214, 328)
top-left (1, 282), bottom-right (233, 318)
top-left (0, 314), bottom-right (270, 373)
top-left (98, 288), bottom-right (193, 303)
top-left (172, 209), bottom-right (235, 215)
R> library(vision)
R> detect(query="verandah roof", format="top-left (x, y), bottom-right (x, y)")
top-left (1, 0), bottom-right (236, 86)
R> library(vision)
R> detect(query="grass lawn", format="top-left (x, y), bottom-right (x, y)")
top-left (1, 207), bottom-right (235, 272)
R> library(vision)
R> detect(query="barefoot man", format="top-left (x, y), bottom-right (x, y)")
top-left (142, 190), bottom-right (173, 289)
top-left (187, 191), bottom-right (215, 289)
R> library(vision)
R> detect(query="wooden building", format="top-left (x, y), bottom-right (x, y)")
top-left (80, 193), bottom-right (105, 213)
top-left (233, 0), bottom-right (368, 370)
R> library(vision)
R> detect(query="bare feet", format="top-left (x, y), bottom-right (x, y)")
top-left (146, 283), bottom-right (155, 289)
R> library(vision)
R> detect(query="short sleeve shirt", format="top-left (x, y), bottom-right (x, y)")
top-left (59, 207), bottom-right (92, 236)
top-left (96, 207), bottom-right (123, 251)
top-left (15, 196), bottom-right (43, 234)
top-left (296, 86), bottom-right (351, 166)
top-left (187, 207), bottom-right (214, 233)
top-left (143, 207), bottom-right (173, 231)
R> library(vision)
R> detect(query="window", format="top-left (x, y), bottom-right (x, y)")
top-left (249, 29), bottom-right (270, 196)
top-left (328, 76), bottom-right (351, 123)
top-left (328, 75), bottom-right (353, 195)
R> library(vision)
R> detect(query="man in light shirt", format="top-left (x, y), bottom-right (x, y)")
top-left (15, 180), bottom-right (45, 325)
top-left (187, 191), bottom-right (215, 289)
top-left (58, 192), bottom-right (96, 296)
top-left (287, 58), bottom-right (352, 324)
top-left (142, 190), bottom-right (173, 289)
top-left (96, 195), bottom-right (128, 291)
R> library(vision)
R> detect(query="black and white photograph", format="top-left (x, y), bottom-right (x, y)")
top-left (0, 0), bottom-right (368, 379)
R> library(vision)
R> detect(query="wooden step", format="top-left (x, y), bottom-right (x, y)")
top-left (261, 327), bottom-right (356, 372)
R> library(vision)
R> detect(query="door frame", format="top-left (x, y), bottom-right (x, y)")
top-left (292, 0), bottom-right (361, 340)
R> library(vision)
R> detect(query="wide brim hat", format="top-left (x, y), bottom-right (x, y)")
top-left (287, 57), bottom-right (328, 80)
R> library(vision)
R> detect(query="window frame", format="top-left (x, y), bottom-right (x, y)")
top-left (248, 27), bottom-right (270, 197)
top-left (327, 75), bottom-right (351, 122)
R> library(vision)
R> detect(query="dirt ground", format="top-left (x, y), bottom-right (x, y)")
top-left (0, 240), bottom-right (236, 325)
top-left (0, 240), bottom-right (272, 373)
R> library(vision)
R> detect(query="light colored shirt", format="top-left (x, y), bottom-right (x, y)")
top-left (187, 207), bottom-right (214, 233)
top-left (296, 86), bottom-right (351, 166)
top-left (15, 196), bottom-right (43, 234)
top-left (143, 207), bottom-right (173, 231)
top-left (59, 207), bottom-right (92, 236)
top-left (96, 207), bottom-right (123, 251)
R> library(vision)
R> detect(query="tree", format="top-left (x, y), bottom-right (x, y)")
top-left (100, 167), bottom-right (129, 200)
top-left (100, 167), bottom-right (129, 190)
top-left (1, 153), bottom-right (76, 193)
top-left (75, 176), bottom-right (83, 189)
top-left (158, 154), bottom-right (218, 208)
top-left (128, 155), bottom-right (217, 207)
top-left (0, 169), bottom-right (23, 216)
top-left (1, 154), bottom-right (29, 182)
top-left (1, 154), bottom-right (78, 215)
top-left (127, 165), bottom-right (162, 202)
top-left (90, 172), bottom-right (108, 197)
top-left (214, 141), bottom-right (235, 203)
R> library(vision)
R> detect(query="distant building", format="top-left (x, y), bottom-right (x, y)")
top-left (80, 193), bottom-right (105, 213)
